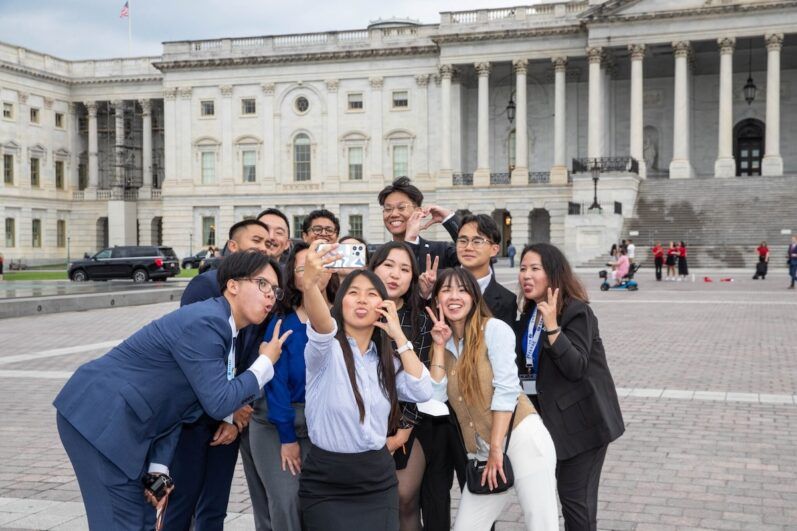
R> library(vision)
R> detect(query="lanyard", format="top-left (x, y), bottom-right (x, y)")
top-left (525, 307), bottom-right (544, 374)
top-left (226, 340), bottom-right (236, 381)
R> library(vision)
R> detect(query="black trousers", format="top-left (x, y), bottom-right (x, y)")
top-left (654, 257), bottom-right (663, 281)
top-left (415, 416), bottom-right (454, 531)
top-left (557, 444), bottom-right (608, 531)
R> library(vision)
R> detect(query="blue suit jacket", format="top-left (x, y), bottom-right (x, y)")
top-left (53, 297), bottom-right (260, 480)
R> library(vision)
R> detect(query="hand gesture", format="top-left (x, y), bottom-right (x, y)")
top-left (373, 299), bottom-right (407, 343)
top-left (281, 442), bottom-right (302, 476)
top-left (425, 303), bottom-right (452, 347)
top-left (143, 479), bottom-right (174, 509)
top-left (420, 205), bottom-right (452, 231)
top-left (536, 287), bottom-right (559, 330)
top-left (259, 319), bottom-right (293, 364)
top-left (302, 241), bottom-right (340, 291)
top-left (209, 421), bottom-right (239, 446)
top-left (404, 209), bottom-right (426, 242)
top-left (481, 446), bottom-right (507, 491)
top-left (233, 405), bottom-right (253, 431)
top-left (418, 254), bottom-right (439, 299)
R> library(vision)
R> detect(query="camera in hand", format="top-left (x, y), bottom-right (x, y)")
top-left (318, 243), bottom-right (367, 269)
top-left (142, 473), bottom-right (174, 500)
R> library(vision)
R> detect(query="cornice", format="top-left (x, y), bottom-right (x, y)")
top-left (588, 1), bottom-right (796, 24)
top-left (432, 25), bottom-right (583, 45)
top-left (0, 60), bottom-right (162, 86)
top-left (153, 45), bottom-right (438, 71)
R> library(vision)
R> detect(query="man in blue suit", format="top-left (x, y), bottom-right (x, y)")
top-left (54, 250), bottom-right (292, 530)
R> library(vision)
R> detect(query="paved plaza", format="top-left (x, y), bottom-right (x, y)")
top-left (0, 266), bottom-right (795, 530)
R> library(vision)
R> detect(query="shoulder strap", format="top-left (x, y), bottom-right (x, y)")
top-left (503, 404), bottom-right (519, 453)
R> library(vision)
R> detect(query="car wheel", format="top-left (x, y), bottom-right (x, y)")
top-left (132, 269), bottom-right (149, 283)
top-left (71, 270), bottom-right (88, 282)
top-left (629, 285), bottom-right (639, 291)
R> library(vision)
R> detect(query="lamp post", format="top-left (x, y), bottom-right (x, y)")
top-left (66, 236), bottom-right (71, 266)
top-left (588, 158), bottom-right (602, 211)
top-left (189, 232), bottom-right (193, 256)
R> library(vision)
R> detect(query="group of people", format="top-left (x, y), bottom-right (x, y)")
top-left (54, 177), bottom-right (625, 531)
top-left (648, 241), bottom-right (689, 282)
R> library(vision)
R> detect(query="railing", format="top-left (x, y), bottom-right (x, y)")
top-left (123, 189), bottom-right (138, 201)
top-left (72, 191), bottom-right (84, 200)
top-left (274, 32), bottom-right (330, 48)
top-left (96, 190), bottom-right (112, 200)
top-left (193, 40), bottom-right (222, 51)
top-left (488, 7), bottom-right (515, 20)
top-left (571, 157), bottom-right (640, 175)
top-left (490, 173), bottom-right (511, 185)
top-left (453, 173), bottom-right (473, 186)
top-left (150, 189), bottom-right (162, 200)
top-left (381, 27), bottom-right (418, 39)
top-left (338, 30), bottom-right (369, 42)
top-left (442, 2), bottom-right (587, 24)
top-left (232, 37), bottom-right (267, 48)
top-left (529, 172), bottom-right (551, 184)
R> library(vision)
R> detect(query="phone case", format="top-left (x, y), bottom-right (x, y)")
top-left (318, 243), bottom-right (367, 269)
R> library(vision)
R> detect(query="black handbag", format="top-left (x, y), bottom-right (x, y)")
top-left (465, 407), bottom-right (518, 495)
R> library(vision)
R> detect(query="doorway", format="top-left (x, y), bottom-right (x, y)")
top-left (734, 119), bottom-right (765, 176)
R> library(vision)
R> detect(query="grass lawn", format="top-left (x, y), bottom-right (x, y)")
top-left (2, 268), bottom-right (199, 281)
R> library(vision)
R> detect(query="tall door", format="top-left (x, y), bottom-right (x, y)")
top-left (734, 119), bottom-right (765, 176)
top-left (529, 209), bottom-right (551, 244)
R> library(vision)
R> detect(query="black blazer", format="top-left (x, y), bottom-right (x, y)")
top-left (483, 275), bottom-right (517, 330)
top-left (406, 215), bottom-right (461, 272)
top-left (515, 299), bottom-right (624, 460)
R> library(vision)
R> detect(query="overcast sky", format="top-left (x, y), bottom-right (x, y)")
top-left (0, 0), bottom-right (521, 60)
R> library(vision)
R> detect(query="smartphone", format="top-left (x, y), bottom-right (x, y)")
top-left (318, 243), bottom-right (367, 269)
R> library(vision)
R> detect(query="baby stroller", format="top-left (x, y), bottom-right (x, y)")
top-left (599, 263), bottom-right (641, 291)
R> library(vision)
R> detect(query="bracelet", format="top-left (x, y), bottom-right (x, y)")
top-left (545, 327), bottom-right (560, 335)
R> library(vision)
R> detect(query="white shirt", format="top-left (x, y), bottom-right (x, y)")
top-left (476, 271), bottom-right (492, 294)
top-left (627, 243), bottom-right (636, 259)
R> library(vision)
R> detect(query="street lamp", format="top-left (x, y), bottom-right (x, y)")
top-left (588, 158), bottom-right (602, 211)
top-left (743, 40), bottom-right (757, 105)
top-left (505, 94), bottom-right (516, 124)
top-left (67, 236), bottom-right (71, 266)
top-left (189, 232), bottom-right (193, 256)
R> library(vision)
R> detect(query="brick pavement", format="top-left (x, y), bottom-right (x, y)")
top-left (0, 270), bottom-right (795, 530)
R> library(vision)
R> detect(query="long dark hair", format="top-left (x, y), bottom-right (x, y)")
top-left (368, 241), bottom-right (423, 342)
top-left (282, 242), bottom-right (338, 313)
top-left (519, 243), bottom-right (589, 316)
top-left (331, 269), bottom-right (400, 432)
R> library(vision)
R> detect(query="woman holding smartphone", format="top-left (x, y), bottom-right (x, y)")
top-left (299, 242), bottom-right (432, 530)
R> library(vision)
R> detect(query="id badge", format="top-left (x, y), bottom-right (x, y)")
top-left (520, 374), bottom-right (537, 395)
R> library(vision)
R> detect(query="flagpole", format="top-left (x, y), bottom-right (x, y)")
top-left (127, 0), bottom-right (132, 56)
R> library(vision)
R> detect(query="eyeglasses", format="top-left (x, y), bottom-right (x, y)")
top-left (309, 225), bottom-right (337, 236)
top-left (382, 203), bottom-right (415, 215)
top-left (241, 277), bottom-right (284, 300)
top-left (456, 236), bottom-right (493, 249)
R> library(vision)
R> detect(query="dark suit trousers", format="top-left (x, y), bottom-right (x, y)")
top-left (654, 257), bottom-right (663, 281)
top-left (58, 413), bottom-right (149, 530)
top-left (415, 416), bottom-right (453, 531)
top-left (163, 420), bottom-right (240, 531)
top-left (556, 444), bottom-right (608, 531)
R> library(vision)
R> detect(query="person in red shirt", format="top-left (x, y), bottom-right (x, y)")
top-left (651, 242), bottom-right (664, 281)
top-left (677, 241), bottom-right (689, 281)
top-left (753, 241), bottom-right (769, 280)
top-left (665, 242), bottom-right (678, 281)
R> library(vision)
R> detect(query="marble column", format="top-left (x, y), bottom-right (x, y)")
top-left (669, 41), bottom-right (694, 179)
top-left (474, 62), bottom-right (491, 186)
top-left (763, 33), bottom-right (784, 176)
top-left (587, 47), bottom-right (603, 159)
top-left (511, 59), bottom-right (528, 185)
top-left (220, 85), bottom-right (234, 185)
top-left (85, 101), bottom-right (99, 190)
top-left (629, 45), bottom-right (646, 178)
top-left (113, 100), bottom-right (125, 189)
top-left (139, 99), bottom-right (153, 192)
top-left (715, 38), bottom-right (736, 177)
top-left (439, 64), bottom-right (454, 182)
top-left (551, 56), bottom-right (568, 184)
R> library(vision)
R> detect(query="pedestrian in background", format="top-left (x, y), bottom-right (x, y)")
top-left (665, 242), bottom-right (678, 281)
top-left (677, 241), bottom-right (689, 281)
top-left (651, 242), bottom-right (664, 281)
top-left (507, 240), bottom-right (517, 268)
top-left (788, 235), bottom-right (797, 289)
top-left (752, 241), bottom-right (769, 280)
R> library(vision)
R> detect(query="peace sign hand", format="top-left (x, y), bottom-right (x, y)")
top-left (418, 254), bottom-right (440, 299)
top-left (536, 287), bottom-right (560, 330)
top-left (373, 299), bottom-right (407, 343)
top-left (259, 319), bottom-right (293, 365)
top-left (425, 303), bottom-right (452, 347)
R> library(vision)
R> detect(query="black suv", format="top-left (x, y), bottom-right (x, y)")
top-left (69, 246), bottom-right (180, 282)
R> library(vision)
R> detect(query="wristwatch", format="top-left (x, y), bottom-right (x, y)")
top-left (396, 341), bottom-right (414, 354)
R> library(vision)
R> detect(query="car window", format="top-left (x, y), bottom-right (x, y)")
top-left (112, 248), bottom-right (131, 258)
top-left (96, 249), bottom-right (112, 259)
top-left (129, 247), bottom-right (156, 257)
top-left (159, 247), bottom-right (178, 259)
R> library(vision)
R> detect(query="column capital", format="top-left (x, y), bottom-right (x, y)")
top-left (325, 79), bottom-right (339, 92)
top-left (439, 64), bottom-right (455, 79)
top-left (18, 92), bottom-right (29, 105)
top-left (44, 97), bottom-right (54, 109)
top-left (718, 37), bottom-right (736, 55)
top-left (552, 56), bottom-right (568, 71)
top-left (84, 101), bottom-right (97, 116)
top-left (512, 59), bottom-right (528, 75)
top-left (475, 62), bottom-right (491, 76)
top-left (415, 74), bottom-right (430, 87)
top-left (67, 102), bottom-right (78, 115)
top-left (261, 82), bottom-right (275, 95)
top-left (220, 85), bottom-right (233, 97)
top-left (138, 99), bottom-right (152, 115)
top-left (178, 87), bottom-right (193, 99)
top-left (672, 41), bottom-right (691, 58)
top-left (369, 77), bottom-right (384, 90)
top-left (586, 46), bottom-right (603, 64)
top-left (163, 88), bottom-right (178, 101)
top-left (628, 44), bottom-right (646, 60)
top-left (765, 33), bottom-right (784, 51)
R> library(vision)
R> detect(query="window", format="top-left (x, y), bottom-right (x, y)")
top-left (294, 134), bottom-right (311, 181)
top-left (32, 219), bottom-right (41, 248)
top-left (55, 112), bottom-right (64, 128)
top-left (241, 98), bottom-right (256, 115)
top-left (242, 150), bottom-right (256, 182)
top-left (347, 93), bottom-right (363, 110)
top-left (4, 218), bottom-right (14, 247)
top-left (78, 163), bottom-right (87, 190)
top-left (201, 152), bottom-right (215, 184)
top-left (292, 216), bottom-right (307, 240)
top-left (392, 91), bottom-right (409, 109)
top-left (30, 158), bottom-right (40, 187)
top-left (349, 215), bottom-right (363, 239)
top-left (348, 147), bottom-right (363, 180)
top-left (3, 102), bottom-right (13, 119)
top-left (295, 97), bottom-right (309, 113)
top-left (3, 154), bottom-right (12, 185)
top-left (55, 160), bottom-right (64, 189)
top-left (57, 219), bottom-right (66, 247)
top-left (568, 202), bottom-right (581, 215)
top-left (202, 216), bottom-right (216, 246)
top-left (30, 108), bottom-right (39, 124)
top-left (200, 100), bottom-right (215, 117)
top-left (614, 201), bottom-right (623, 215)
top-left (392, 145), bottom-right (409, 179)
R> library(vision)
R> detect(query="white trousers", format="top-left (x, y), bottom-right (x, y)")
top-left (453, 414), bottom-right (559, 531)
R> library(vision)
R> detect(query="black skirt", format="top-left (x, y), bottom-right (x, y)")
top-left (299, 444), bottom-right (399, 531)
top-left (678, 257), bottom-right (689, 275)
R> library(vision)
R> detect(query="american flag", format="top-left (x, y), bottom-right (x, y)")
top-left (119, 1), bottom-right (129, 18)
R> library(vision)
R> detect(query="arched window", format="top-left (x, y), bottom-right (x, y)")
top-left (294, 134), bottom-right (311, 181)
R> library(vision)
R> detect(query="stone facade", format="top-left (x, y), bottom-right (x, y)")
top-left (1, 0), bottom-right (796, 266)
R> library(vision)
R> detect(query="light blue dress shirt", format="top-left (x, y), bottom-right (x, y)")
top-left (304, 321), bottom-right (432, 454)
top-left (431, 317), bottom-right (521, 412)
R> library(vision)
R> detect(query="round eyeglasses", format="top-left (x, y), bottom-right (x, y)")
top-left (241, 277), bottom-right (284, 300)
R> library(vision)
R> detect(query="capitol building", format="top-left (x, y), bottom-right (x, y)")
top-left (1, 0), bottom-right (795, 266)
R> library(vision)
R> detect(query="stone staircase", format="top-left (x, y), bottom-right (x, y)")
top-left (579, 175), bottom-right (796, 268)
